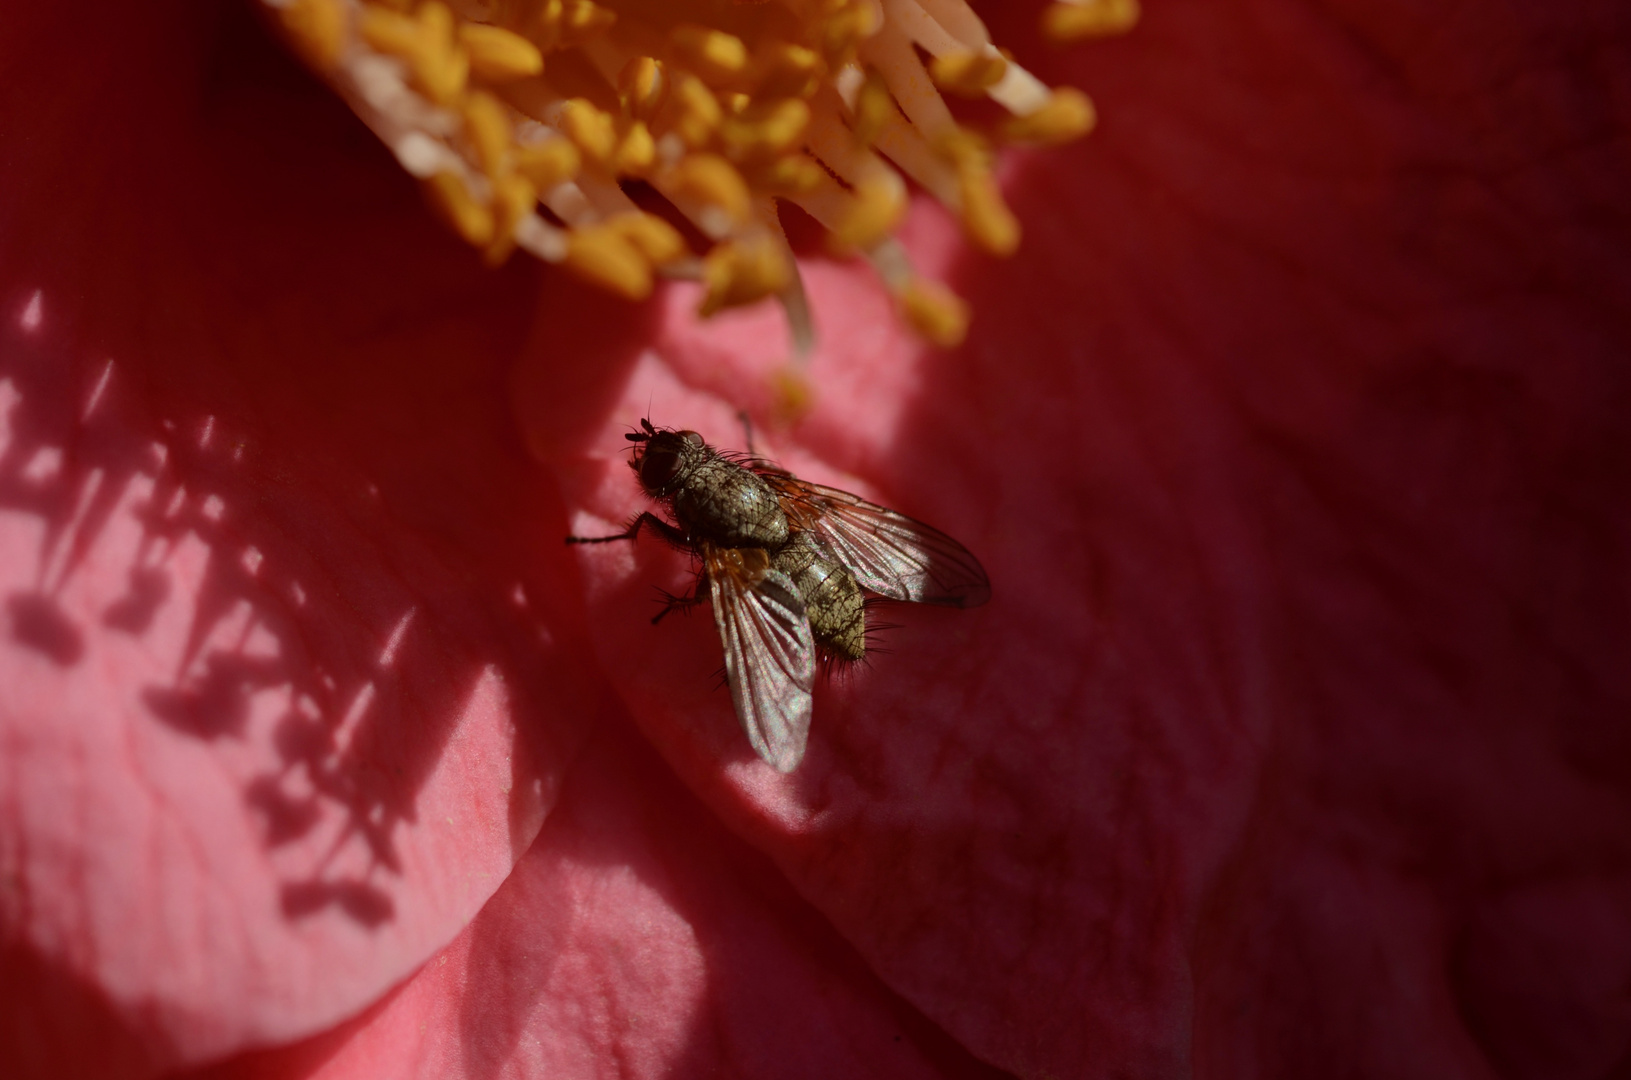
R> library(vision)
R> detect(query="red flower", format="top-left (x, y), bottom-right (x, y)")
top-left (2, 3), bottom-right (1628, 1080)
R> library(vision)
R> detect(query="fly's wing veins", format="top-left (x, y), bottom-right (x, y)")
top-left (768, 478), bottom-right (991, 608)
top-left (705, 546), bottom-right (816, 772)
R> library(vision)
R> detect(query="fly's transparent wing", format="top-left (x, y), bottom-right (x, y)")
top-left (766, 477), bottom-right (991, 607)
top-left (705, 545), bottom-right (816, 772)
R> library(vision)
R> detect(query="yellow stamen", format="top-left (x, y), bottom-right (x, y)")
top-left (563, 226), bottom-right (651, 299)
top-left (534, 0), bottom-right (617, 50)
top-left (700, 235), bottom-right (791, 317)
top-left (752, 43), bottom-right (824, 100)
top-left (850, 69), bottom-right (896, 147)
top-left (929, 50), bottom-right (1009, 97)
top-left (356, 4), bottom-right (420, 59)
top-left (462, 91), bottom-right (511, 177)
top-left (514, 137), bottom-right (581, 191)
top-left (269, 0), bottom-right (1134, 348)
top-left (617, 56), bottom-right (668, 120)
top-left (957, 165), bottom-right (1020, 257)
top-left (670, 24), bottom-right (749, 85)
top-left (657, 75), bottom-right (723, 149)
top-left (831, 174), bottom-right (906, 252)
top-left (898, 278), bottom-right (970, 347)
top-left (664, 153), bottom-right (752, 236)
top-left (278, 0), bottom-right (346, 68)
top-left (557, 98), bottom-right (617, 166)
top-left (1004, 88), bottom-right (1097, 145)
top-left (719, 98), bottom-right (811, 162)
top-left (603, 211), bottom-right (687, 265)
top-left (1042, 0), bottom-right (1142, 42)
top-left (459, 24), bottom-right (544, 81)
top-left (743, 154), bottom-right (825, 195)
top-left (612, 120), bottom-right (655, 175)
top-left (485, 172), bottom-right (538, 265)
top-left (424, 170), bottom-right (494, 247)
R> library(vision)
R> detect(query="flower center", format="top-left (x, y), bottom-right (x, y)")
top-left (264, 0), bottom-right (1137, 348)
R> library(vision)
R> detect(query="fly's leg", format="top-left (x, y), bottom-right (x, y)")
top-left (565, 512), bottom-right (688, 547)
top-left (652, 571), bottom-right (710, 625)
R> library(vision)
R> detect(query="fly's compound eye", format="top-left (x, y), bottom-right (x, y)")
top-left (681, 431), bottom-right (705, 448)
top-left (639, 445), bottom-right (683, 491)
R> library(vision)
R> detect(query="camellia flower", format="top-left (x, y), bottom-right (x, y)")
top-left (2, 2), bottom-right (1628, 1080)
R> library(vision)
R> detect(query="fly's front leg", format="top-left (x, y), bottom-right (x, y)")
top-left (565, 512), bottom-right (687, 547)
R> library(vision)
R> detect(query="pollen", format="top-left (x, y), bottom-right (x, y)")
top-left (263, 0), bottom-right (1132, 349)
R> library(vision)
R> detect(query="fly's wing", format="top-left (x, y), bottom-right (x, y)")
top-left (704, 544), bottom-right (817, 772)
top-left (766, 477), bottom-right (992, 607)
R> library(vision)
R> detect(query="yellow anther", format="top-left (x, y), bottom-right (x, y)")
top-left (558, 98), bottom-right (617, 166)
top-left (418, 1), bottom-right (454, 43)
top-left (851, 69), bottom-right (895, 146)
top-left (831, 175), bottom-right (905, 251)
top-left (287, 0), bottom-right (1130, 337)
top-left (357, 5), bottom-right (422, 60)
top-left (929, 50), bottom-right (1009, 97)
top-left (531, 0), bottom-right (614, 49)
top-left (819, 2), bottom-right (879, 67)
top-left (699, 235), bottom-right (791, 317)
top-left (753, 43), bottom-right (824, 99)
top-left (359, 1), bottom-right (467, 107)
top-left (461, 91), bottom-right (511, 177)
top-left (670, 24), bottom-right (748, 84)
top-left (1041, 0), bottom-right (1141, 42)
top-left (659, 76), bottom-right (723, 149)
top-left (957, 165), bottom-right (1020, 256)
top-left (563, 227), bottom-right (652, 300)
top-left (898, 278), bottom-right (969, 348)
top-left (459, 24), bottom-right (543, 81)
top-left (557, 0), bottom-right (615, 46)
top-left (613, 120), bottom-right (656, 176)
top-left (514, 137), bottom-right (581, 191)
top-left (720, 98), bottom-right (811, 162)
top-left (278, 0), bottom-right (346, 68)
top-left (485, 172), bottom-right (538, 265)
top-left (603, 212), bottom-right (687, 265)
top-left (1003, 87), bottom-right (1096, 145)
top-left (746, 154), bottom-right (825, 195)
top-left (666, 153), bottom-right (753, 233)
top-left (618, 56), bottom-right (668, 121)
top-left (936, 127), bottom-right (993, 170)
top-left (423, 170), bottom-right (494, 247)
top-left (768, 366), bottom-right (816, 426)
top-left (415, 47), bottom-right (470, 107)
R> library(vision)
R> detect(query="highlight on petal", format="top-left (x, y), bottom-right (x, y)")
top-left (260, 0), bottom-right (1133, 349)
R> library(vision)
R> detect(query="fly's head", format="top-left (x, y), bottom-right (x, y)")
top-left (625, 418), bottom-right (709, 498)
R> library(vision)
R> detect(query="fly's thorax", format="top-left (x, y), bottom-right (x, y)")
top-left (775, 531), bottom-right (866, 661)
top-left (668, 457), bottom-right (790, 548)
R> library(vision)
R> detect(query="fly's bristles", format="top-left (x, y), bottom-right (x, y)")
top-left (565, 420), bottom-right (988, 771)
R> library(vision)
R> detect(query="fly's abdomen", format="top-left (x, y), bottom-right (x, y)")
top-left (775, 531), bottom-right (866, 661)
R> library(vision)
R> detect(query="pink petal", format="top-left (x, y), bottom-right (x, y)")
top-left (0, 5), bottom-right (612, 1073)
top-left (550, 2), bottom-right (1631, 1077)
top-left (181, 717), bottom-right (1010, 1080)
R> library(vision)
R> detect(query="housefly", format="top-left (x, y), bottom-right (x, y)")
top-left (566, 418), bottom-right (990, 772)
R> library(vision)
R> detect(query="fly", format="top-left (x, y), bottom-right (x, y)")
top-left (567, 418), bottom-right (990, 772)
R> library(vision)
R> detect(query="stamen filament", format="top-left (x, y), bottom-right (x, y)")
top-left (262, 0), bottom-right (1132, 355)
